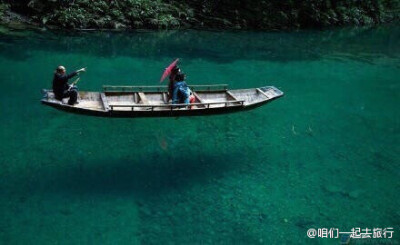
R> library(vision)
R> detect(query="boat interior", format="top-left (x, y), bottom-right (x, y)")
top-left (43, 85), bottom-right (282, 112)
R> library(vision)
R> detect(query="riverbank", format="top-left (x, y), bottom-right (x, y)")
top-left (1, 1), bottom-right (399, 31)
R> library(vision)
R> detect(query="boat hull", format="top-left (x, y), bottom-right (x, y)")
top-left (41, 85), bottom-right (283, 118)
top-left (41, 98), bottom-right (279, 118)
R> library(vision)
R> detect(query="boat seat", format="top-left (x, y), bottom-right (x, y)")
top-left (256, 88), bottom-right (270, 99)
top-left (192, 92), bottom-right (204, 103)
top-left (138, 92), bottom-right (149, 104)
top-left (162, 92), bottom-right (168, 103)
top-left (100, 93), bottom-right (110, 111)
top-left (191, 92), bottom-right (206, 108)
top-left (226, 91), bottom-right (239, 101)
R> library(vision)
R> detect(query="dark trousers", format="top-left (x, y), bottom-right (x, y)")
top-left (56, 88), bottom-right (78, 105)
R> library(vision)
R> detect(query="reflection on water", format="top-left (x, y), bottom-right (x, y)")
top-left (0, 25), bottom-right (399, 64)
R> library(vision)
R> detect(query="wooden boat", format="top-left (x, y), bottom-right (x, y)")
top-left (41, 84), bottom-right (283, 117)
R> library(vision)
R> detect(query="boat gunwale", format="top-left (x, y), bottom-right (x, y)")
top-left (108, 100), bottom-right (245, 111)
top-left (102, 84), bottom-right (229, 92)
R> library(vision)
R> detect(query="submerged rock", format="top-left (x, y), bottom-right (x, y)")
top-left (347, 190), bottom-right (363, 199)
top-left (295, 217), bottom-right (314, 228)
top-left (324, 184), bottom-right (342, 194)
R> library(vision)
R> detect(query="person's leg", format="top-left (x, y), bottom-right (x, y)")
top-left (178, 87), bottom-right (190, 104)
top-left (69, 90), bottom-right (78, 105)
top-left (172, 84), bottom-right (180, 104)
top-left (183, 92), bottom-right (189, 104)
top-left (64, 89), bottom-right (78, 105)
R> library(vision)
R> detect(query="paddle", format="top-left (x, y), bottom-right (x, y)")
top-left (68, 77), bottom-right (80, 91)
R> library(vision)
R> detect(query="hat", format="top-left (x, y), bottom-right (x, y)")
top-left (56, 66), bottom-right (66, 72)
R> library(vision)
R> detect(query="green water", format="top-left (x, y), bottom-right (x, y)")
top-left (0, 26), bottom-right (399, 244)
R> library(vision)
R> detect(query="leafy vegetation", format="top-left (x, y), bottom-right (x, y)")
top-left (2, 0), bottom-right (399, 29)
top-left (0, 2), bottom-right (10, 19)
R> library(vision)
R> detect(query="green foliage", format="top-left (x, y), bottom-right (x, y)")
top-left (5, 0), bottom-right (400, 29)
top-left (39, 0), bottom-right (194, 29)
top-left (0, 3), bottom-right (10, 20)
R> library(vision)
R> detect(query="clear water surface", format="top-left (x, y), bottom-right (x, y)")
top-left (0, 25), bottom-right (399, 244)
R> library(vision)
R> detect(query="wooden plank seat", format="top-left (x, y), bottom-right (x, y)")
top-left (162, 92), bottom-right (168, 103)
top-left (192, 92), bottom-right (203, 103)
top-left (100, 93), bottom-right (110, 111)
top-left (138, 92), bottom-right (150, 104)
top-left (225, 90), bottom-right (243, 106)
top-left (226, 91), bottom-right (239, 101)
top-left (192, 92), bottom-right (205, 108)
top-left (256, 88), bottom-right (270, 99)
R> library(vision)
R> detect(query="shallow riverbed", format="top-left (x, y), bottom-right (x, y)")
top-left (0, 25), bottom-right (399, 244)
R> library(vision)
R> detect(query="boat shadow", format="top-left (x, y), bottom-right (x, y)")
top-left (31, 152), bottom-right (243, 199)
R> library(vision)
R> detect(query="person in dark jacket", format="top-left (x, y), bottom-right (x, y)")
top-left (52, 66), bottom-right (86, 105)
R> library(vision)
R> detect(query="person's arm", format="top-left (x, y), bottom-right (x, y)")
top-left (66, 67), bottom-right (86, 79)
top-left (66, 71), bottom-right (78, 79)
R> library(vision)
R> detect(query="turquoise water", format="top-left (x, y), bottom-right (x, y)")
top-left (0, 26), bottom-right (399, 244)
